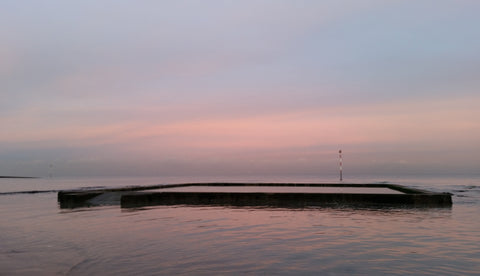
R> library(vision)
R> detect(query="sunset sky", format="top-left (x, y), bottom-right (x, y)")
top-left (1, 1), bottom-right (479, 177)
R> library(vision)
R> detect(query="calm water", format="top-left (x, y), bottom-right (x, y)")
top-left (1, 175), bottom-right (479, 275)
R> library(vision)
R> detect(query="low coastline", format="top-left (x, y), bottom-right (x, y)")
top-left (0, 176), bottom-right (38, 179)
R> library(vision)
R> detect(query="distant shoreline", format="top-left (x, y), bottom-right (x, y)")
top-left (0, 176), bottom-right (38, 179)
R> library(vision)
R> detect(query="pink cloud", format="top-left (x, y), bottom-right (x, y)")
top-left (4, 95), bottom-right (479, 151)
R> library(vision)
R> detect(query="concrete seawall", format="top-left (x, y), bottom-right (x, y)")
top-left (121, 191), bottom-right (452, 208)
top-left (58, 183), bottom-right (452, 209)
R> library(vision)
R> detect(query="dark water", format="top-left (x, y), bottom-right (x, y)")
top-left (1, 175), bottom-right (479, 275)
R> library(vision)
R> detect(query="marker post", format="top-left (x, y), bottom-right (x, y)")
top-left (339, 150), bottom-right (343, 181)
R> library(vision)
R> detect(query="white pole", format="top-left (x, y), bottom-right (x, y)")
top-left (339, 150), bottom-right (343, 181)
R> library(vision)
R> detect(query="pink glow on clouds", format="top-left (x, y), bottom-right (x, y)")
top-left (2, 1), bottom-right (480, 176)
top-left (3, 96), bottom-right (478, 152)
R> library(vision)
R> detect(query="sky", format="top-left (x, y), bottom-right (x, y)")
top-left (1, 1), bottom-right (480, 178)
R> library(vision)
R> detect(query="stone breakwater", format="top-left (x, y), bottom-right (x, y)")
top-left (58, 183), bottom-right (452, 209)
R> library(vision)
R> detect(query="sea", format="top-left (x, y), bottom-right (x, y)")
top-left (1, 174), bottom-right (479, 275)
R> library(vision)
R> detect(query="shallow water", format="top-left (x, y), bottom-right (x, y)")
top-left (1, 175), bottom-right (479, 275)
top-left (148, 186), bottom-right (404, 194)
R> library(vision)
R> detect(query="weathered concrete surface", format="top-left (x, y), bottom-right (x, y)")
top-left (121, 186), bottom-right (451, 209)
top-left (57, 183), bottom-right (192, 208)
top-left (58, 183), bottom-right (452, 209)
top-left (58, 191), bottom-right (104, 208)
